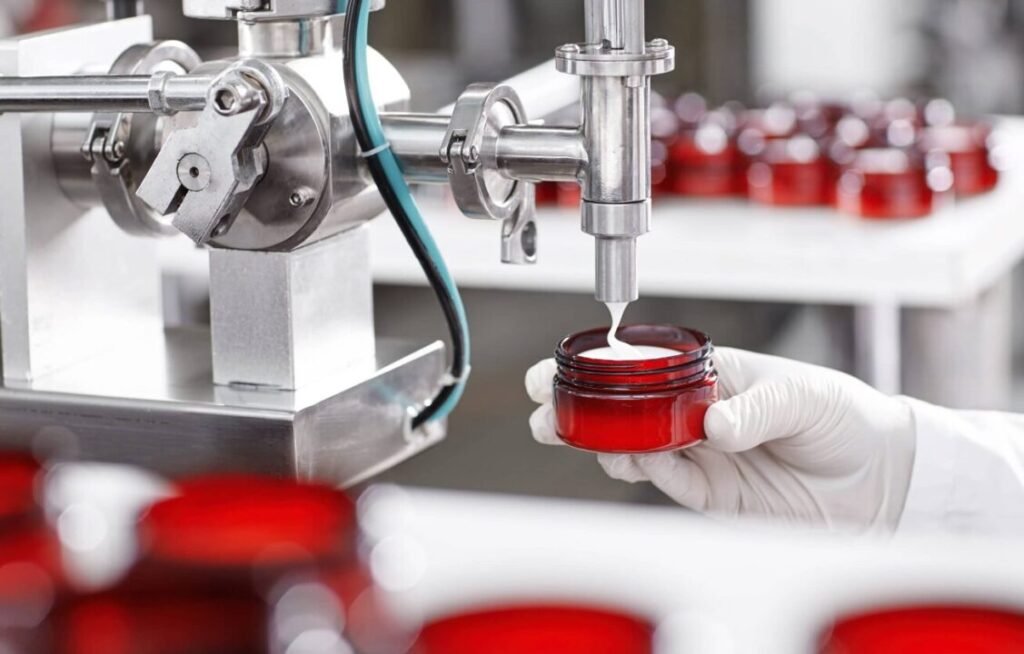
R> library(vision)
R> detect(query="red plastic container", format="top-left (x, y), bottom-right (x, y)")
top-left (670, 121), bottom-right (742, 197)
top-left (53, 475), bottom-right (385, 654)
top-left (553, 324), bottom-right (718, 453)
top-left (819, 605), bottom-right (1024, 654)
top-left (0, 453), bottom-right (43, 529)
top-left (919, 123), bottom-right (999, 195)
top-left (413, 605), bottom-right (654, 654)
top-left (836, 148), bottom-right (935, 219)
top-left (745, 135), bottom-right (832, 206)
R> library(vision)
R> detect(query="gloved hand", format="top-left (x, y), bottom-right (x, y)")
top-left (526, 347), bottom-right (917, 531)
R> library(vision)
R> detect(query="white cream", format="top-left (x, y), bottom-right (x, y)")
top-left (580, 344), bottom-right (679, 360)
top-left (578, 302), bottom-right (678, 361)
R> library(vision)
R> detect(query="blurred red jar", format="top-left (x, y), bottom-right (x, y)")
top-left (819, 605), bottom-right (1024, 654)
top-left (553, 324), bottom-right (718, 454)
top-left (746, 135), bottom-right (832, 206)
top-left (919, 123), bottom-right (999, 195)
top-left (55, 475), bottom-right (384, 654)
top-left (413, 604), bottom-right (654, 654)
top-left (0, 453), bottom-right (43, 529)
top-left (836, 148), bottom-right (936, 219)
top-left (669, 121), bottom-right (741, 197)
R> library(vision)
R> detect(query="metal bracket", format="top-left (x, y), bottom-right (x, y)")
top-left (501, 184), bottom-right (538, 265)
top-left (440, 83), bottom-right (528, 222)
top-left (136, 59), bottom-right (288, 244)
top-left (88, 41), bottom-right (203, 237)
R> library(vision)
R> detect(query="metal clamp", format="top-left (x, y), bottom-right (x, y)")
top-left (440, 83), bottom-right (528, 222)
top-left (87, 41), bottom-right (203, 237)
top-left (501, 184), bottom-right (538, 265)
top-left (554, 39), bottom-right (675, 79)
top-left (136, 59), bottom-right (288, 244)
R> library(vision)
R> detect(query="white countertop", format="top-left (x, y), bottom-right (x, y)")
top-left (368, 119), bottom-right (1024, 308)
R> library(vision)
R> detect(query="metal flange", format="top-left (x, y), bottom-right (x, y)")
top-left (440, 83), bottom-right (528, 222)
top-left (554, 39), bottom-right (675, 78)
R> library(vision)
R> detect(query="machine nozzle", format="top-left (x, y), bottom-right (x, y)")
top-left (595, 236), bottom-right (638, 303)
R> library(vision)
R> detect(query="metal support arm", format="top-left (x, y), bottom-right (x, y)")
top-left (0, 74), bottom-right (213, 115)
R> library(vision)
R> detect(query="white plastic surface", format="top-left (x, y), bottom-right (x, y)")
top-left (361, 486), bottom-right (1024, 654)
top-left (367, 119), bottom-right (1024, 309)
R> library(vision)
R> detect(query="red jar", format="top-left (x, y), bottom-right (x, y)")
top-left (745, 135), bottom-right (832, 206)
top-left (0, 453), bottom-right (44, 530)
top-left (53, 475), bottom-right (385, 654)
top-left (819, 605), bottom-right (1024, 654)
top-left (919, 123), bottom-right (999, 195)
top-left (836, 148), bottom-right (936, 219)
top-left (553, 324), bottom-right (718, 454)
top-left (669, 121), bottom-right (742, 197)
top-left (413, 604), bottom-right (654, 654)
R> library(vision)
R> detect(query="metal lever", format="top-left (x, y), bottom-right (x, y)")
top-left (136, 60), bottom-right (288, 244)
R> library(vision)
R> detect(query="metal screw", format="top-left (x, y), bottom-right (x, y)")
top-left (558, 43), bottom-right (581, 54)
top-left (214, 88), bottom-right (239, 115)
top-left (467, 145), bottom-right (480, 164)
top-left (288, 187), bottom-right (316, 208)
top-left (648, 38), bottom-right (669, 51)
top-left (110, 141), bottom-right (127, 160)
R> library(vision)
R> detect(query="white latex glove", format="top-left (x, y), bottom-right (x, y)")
top-left (526, 347), bottom-right (917, 531)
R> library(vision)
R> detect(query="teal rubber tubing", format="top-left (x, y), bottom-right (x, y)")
top-left (348, 0), bottom-right (470, 421)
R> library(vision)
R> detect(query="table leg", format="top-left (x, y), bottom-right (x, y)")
top-left (854, 302), bottom-right (902, 395)
top-left (903, 278), bottom-right (1013, 409)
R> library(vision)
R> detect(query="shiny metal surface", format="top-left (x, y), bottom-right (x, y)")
top-left (0, 74), bottom-right (211, 114)
top-left (440, 83), bottom-right (527, 222)
top-left (209, 226), bottom-right (375, 390)
top-left (88, 41), bottom-right (204, 237)
top-left (138, 60), bottom-right (284, 244)
top-left (495, 125), bottom-right (586, 183)
top-left (238, 16), bottom-right (343, 58)
top-left (379, 113), bottom-right (451, 184)
top-left (0, 328), bottom-right (444, 486)
top-left (183, 0), bottom-right (384, 21)
top-left (0, 17), bottom-right (165, 384)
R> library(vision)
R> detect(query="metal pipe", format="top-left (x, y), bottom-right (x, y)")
top-left (381, 114), bottom-right (588, 185)
top-left (379, 113), bottom-right (451, 184)
top-left (494, 125), bottom-right (586, 183)
top-left (0, 75), bottom-right (211, 114)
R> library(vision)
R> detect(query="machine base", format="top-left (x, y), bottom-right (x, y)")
top-left (0, 328), bottom-right (446, 487)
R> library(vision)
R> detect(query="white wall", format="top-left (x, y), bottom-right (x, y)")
top-left (751, 0), bottom-right (926, 97)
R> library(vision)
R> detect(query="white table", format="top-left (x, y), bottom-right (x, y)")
top-left (369, 120), bottom-right (1024, 407)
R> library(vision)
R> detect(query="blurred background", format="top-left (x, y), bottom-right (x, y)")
top-left (6, 0), bottom-right (1024, 506)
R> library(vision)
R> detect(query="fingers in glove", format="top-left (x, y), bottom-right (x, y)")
top-left (704, 374), bottom-right (828, 453)
top-left (597, 453), bottom-right (648, 483)
top-left (634, 453), bottom-right (710, 512)
top-left (525, 358), bottom-right (558, 404)
top-left (529, 404), bottom-right (563, 446)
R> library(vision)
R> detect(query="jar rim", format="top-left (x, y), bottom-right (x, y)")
top-left (556, 324), bottom-right (713, 372)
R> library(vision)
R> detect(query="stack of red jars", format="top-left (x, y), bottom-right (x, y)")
top-left (536, 92), bottom-right (1001, 220)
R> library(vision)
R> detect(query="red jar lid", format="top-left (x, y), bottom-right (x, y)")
top-left (138, 475), bottom-right (357, 569)
top-left (0, 453), bottom-right (42, 526)
top-left (413, 605), bottom-right (654, 654)
top-left (819, 605), bottom-right (1024, 654)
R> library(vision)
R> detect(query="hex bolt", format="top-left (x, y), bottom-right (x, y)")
top-left (288, 187), bottom-right (316, 208)
top-left (558, 43), bottom-right (582, 54)
top-left (648, 38), bottom-right (669, 51)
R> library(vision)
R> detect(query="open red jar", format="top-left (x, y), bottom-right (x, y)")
top-left (744, 135), bottom-right (832, 206)
top-left (818, 605), bottom-right (1024, 654)
top-left (553, 324), bottom-right (718, 454)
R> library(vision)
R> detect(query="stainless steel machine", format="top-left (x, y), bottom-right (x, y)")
top-left (0, 0), bottom-right (673, 485)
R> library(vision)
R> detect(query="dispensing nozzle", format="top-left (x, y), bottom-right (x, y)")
top-left (584, 200), bottom-right (649, 303)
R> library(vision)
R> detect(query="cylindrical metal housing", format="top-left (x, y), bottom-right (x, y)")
top-left (238, 16), bottom-right (344, 58)
top-left (581, 76), bottom-right (649, 203)
top-left (585, 0), bottom-right (645, 52)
